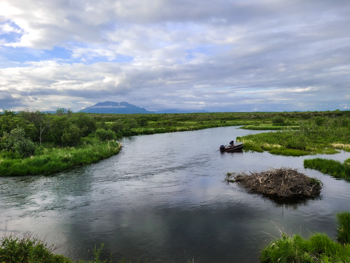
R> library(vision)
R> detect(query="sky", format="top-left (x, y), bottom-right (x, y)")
top-left (0, 0), bottom-right (349, 112)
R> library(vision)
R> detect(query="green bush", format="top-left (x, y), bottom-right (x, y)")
top-left (0, 234), bottom-right (72, 263)
top-left (1, 127), bottom-right (36, 157)
top-left (62, 124), bottom-right (82, 146)
top-left (272, 116), bottom-right (285, 126)
top-left (95, 129), bottom-right (115, 141)
top-left (337, 212), bottom-right (350, 244)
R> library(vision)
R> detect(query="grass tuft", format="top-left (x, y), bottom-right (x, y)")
top-left (337, 212), bottom-right (350, 244)
top-left (261, 212), bottom-right (350, 263)
top-left (304, 158), bottom-right (350, 181)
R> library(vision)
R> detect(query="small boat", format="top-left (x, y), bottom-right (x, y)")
top-left (220, 143), bottom-right (243, 152)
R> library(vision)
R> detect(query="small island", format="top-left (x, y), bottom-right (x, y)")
top-left (225, 168), bottom-right (322, 198)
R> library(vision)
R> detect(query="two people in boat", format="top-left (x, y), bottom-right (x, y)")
top-left (229, 140), bottom-right (235, 146)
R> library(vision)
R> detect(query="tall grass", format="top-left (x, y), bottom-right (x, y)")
top-left (337, 212), bottom-right (350, 244)
top-left (239, 118), bottom-right (349, 156)
top-left (0, 140), bottom-right (121, 176)
top-left (0, 234), bottom-right (140, 263)
top-left (261, 212), bottom-right (350, 263)
top-left (304, 158), bottom-right (350, 181)
top-left (260, 233), bottom-right (350, 263)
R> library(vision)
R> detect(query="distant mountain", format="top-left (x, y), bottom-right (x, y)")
top-left (155, 109), bottom-right (208, 114)
top-left (79, 101), bottom-right (154, 114)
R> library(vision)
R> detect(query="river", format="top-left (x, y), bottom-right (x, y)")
top-left (1, 126), bottom-right (350, 262)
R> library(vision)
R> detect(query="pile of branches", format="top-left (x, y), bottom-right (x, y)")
top-left (227, 168), bottom-right (322, 198)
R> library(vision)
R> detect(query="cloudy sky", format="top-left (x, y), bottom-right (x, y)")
top-left (0, 0), bottom-right (349, 112)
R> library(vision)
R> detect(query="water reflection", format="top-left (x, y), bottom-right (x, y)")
top-left (1, 126), bottom-right (350, 263)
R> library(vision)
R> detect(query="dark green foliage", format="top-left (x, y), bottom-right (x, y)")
top-left (0, 234), bottom-right (72, 263)
top-left (314, 116), bottom-right (326, 126)
top-left (124, 118), bottom-right (138, 129)
top-left (95, 129), bottom-right (116, 141)
top-left (0, 140), bottom-right (121, 176)
top-left (304, 158), bottom-right (350, 180)
top-left (62, 124), bottom-right (82, 146)
top-left (109, 121), bottom-right (125, 133)
top-left (337, 212), bottom-right (350, 244)
top-left (272, 116), bottom-right (285, 125)
top-left (69, 113), bottom-right (97, 136)
top-left (1, 127), bottom-right (36, 157)
top-left (46, 115), bottom-right (68, 145)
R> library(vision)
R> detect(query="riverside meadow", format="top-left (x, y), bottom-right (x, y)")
top-left (0, 109), bottom-right (350, 262)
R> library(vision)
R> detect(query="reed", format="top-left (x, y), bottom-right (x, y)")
top-left (261, 212), bottom-right (350, 262)
top-left (337, 212), bottom-right (350, 244)
top-left (304, 158), bottom-right (350, 181)
top-left (260, 233), bottom-right (350, 263)
top-left (0, 234), bottom-right (140, 263)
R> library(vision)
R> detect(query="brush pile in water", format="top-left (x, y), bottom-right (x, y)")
top-left (227, 168), bottom-right (322, 198)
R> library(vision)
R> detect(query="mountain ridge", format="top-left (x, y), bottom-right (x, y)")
top-left (79, 101), bottom-right (153, 114)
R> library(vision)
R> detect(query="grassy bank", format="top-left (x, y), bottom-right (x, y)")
top-left (0, 234), bottom-right (136, 263)
top-left (304, 158), bottom-right (350, 181)
top-left (1, 109), bottom-right (349, 175)
top-left (237, 114), bottom-right (350, 156)
top-left (0, 139), bottom-right (121, 176)
top-left (260, 212), bottom-right (350, 263)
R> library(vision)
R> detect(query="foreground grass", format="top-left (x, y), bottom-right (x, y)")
top-left (304, 158), bottom-right (350, 181)
top-left (0, 234), bottom-right (136, 263)
top-left (0, 139), bottom-right (121, 176)
top-left (261, 212), bottom-right (350, 263)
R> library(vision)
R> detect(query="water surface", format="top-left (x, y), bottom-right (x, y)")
top-left (1, 126), bottom-right (350, 262)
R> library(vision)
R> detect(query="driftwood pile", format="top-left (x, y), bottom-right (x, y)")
top-left (227, 168), bottom-right (322, 198)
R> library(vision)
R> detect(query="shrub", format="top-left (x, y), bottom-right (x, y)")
top-left (61, 124), bottom-right (82, 146)
top-left (272, 116), bottom-right (285, 125)
top-left (1, 127), bottom-right (36, 157)
top-left (0, 234), bottom-right (72, 263)
top-left (95, 129), bottom-right (115, 141)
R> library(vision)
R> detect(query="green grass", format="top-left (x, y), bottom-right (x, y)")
top-left (0, 140), bottom-right (121, 176)
top-left (238, 124), bottom-right (348, 157)
top-left (260, 233), bottom-right (350, 263)
top-left (240, 125), bottom-right (299, 130)
top-left (337, 212), bottom-right (350, 244)
top-left (0, 234), bottom-right (139, 263)
top-left (269, 148), bottom-right (311, 156)
top-left (261, 212), bottom-right (350, 263)
top-left (304, 158), bottom-right (350, 181)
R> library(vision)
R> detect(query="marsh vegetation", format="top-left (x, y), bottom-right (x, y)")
top-left (260, 212), bottom-right (350, 263)
top-left (1, 109), bottom-right (349, 176)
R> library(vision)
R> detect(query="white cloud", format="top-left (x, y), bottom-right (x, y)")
top-left (0, 0), bottom-right (349, 111)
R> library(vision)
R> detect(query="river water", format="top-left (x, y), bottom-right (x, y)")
top-left (1, 126), bottom-right (350, 262)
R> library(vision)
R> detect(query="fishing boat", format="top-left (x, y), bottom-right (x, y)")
top-left (220, 143), bottom-right (243, 152)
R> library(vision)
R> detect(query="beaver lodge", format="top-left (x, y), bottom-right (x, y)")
top-left (225, 168), bottom-right (322, 198)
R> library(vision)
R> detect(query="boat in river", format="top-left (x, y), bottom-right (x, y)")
top-left (220, 143), bottom-right (243, 152)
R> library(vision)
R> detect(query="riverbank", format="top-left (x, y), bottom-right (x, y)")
top-left (304, 158), bottom-right (350, 181)
top-left (0, 235), bottom-right (133, 263)
top-left (1, 109), bottom-right (348, 175)
top-left (0, 139), bottom-right (121, 176)
top-left (237, 116), bottom-right (350, 156)
top-left (260, 212), bottom-right (350, 263)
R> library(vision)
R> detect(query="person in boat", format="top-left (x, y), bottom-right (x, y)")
top-left (229, 140), bottom-right (234, 146)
